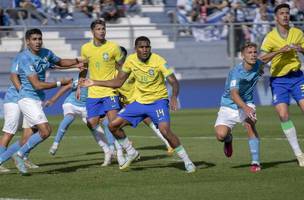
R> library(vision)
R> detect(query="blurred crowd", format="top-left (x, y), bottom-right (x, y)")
top-left (0, 0), bottom-right (148, 26)
top-left (170, 0), bottom-right (304, 46)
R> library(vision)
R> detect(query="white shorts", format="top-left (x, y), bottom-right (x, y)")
top-left (214, 103), bottom-right (256, 129)
top-left (63, 103), bottom-right (87, 123)
top-left (18, 98), bottom-right (48, 127)
top-left (2, 102), bottom-right (22, 134)
top-left (2, 103), bottom-right (30, 134)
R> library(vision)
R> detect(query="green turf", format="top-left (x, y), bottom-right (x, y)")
top-left (0, 105), bottom-right (304, 200)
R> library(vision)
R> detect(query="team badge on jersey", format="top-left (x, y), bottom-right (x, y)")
top-left (29, 65), bottom-right (35, 72)
top-left (230, 80), bottom-right (237, 87)
top-left (148, 69), bottom-right (154, 76)
top-left (103, 53), bottom-right (109, 61)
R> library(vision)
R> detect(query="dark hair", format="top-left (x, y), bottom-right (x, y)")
top-left (135, 36), bottom-right (150, 46)
top-left (90, 19), bottom-right (106, 30)
top-left (274, 3), bottom-right (290, 14)
top-left (241, 42), bottom-right (257, 52)
top-left (120, 46), bottom-right (127, 57)
top-left (25, 28), bottom-right (42, 39)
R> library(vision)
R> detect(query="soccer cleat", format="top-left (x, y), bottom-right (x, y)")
top-left (185, 162), bottom-right (196, 173)
top-left (49, 144), bottom-right (58, 156)
top-left (24, 159), bottom-right (39, 169)
top-left (117, 155), bottom-right (126, 166)
top-left (224, 135), bottom-right (233, 158)
top-left (119, 151), bottom-right (140, 171)
top-left (250, 164), bottom-right (261, 173)
top-left (167, 146), bottom-right (174, 156)
top-left (12, 153), bottom-right (29, 175)
top-left (296, 153), bottom-right (304, 167)
top-left (0, 165), bottom-right (10, 173)
top-left (101, 151), bottom-right (114, 167)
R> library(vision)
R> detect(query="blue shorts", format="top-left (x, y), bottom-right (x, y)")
top-left (86, 96), bottom-right (121, 119)
top-left (270, 70), bottom-right (304, 105)
top-left (118, 99), bottom-right (170, 128)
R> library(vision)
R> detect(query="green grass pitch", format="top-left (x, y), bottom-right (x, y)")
top-left (0, 105), bottom-right (304, 200)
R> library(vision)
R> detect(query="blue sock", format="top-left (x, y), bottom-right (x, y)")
top-left (102, 119), bottom-right (115, 146)
top-left (0, 145), bottom-right (6, 155)
top-left (0, 141), bottom-right (21, 164)
top-left (248, 137), bottom-right (260, 165)
top-left (54, 115), bottom-right (75, 144)
top-left (17, 133), bottom-right (43, 157)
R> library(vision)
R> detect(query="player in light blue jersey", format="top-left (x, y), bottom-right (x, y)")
top-left (8, 28), bottom-right (84, 175)
top-left (214, 42), bottom-right (264, 173)
top-left (45, 79), bottom-right (121, 166)
top-left (0, 56), bottom-right (39, 173)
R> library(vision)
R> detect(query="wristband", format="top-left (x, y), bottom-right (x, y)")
top-left (56, 81), bottom-right (61, 87)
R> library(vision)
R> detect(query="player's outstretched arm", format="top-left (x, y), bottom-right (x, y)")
top-left (44, 83), bottom-right (72, 107)
top-left (80, 71), bottom-right (129, 88)
top-left (27, 74), bottom-right (72, 91)
top-left (55, 58), bottom-right (86, 70)
top-left (167, 74), bottom-right (179, 111)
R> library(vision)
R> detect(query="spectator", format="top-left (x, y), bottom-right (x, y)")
top-left (251, 4), bottom-right (271, 46)
top-left (76, 0), bottom-right (94, 18)
top-left (100, 0), bottom-right (119, 22)
top-left (53, 0), bottom-right (74, 21)
top-left (0, 8), bottom-right (10, 26)
top-left (1, 0), bottom-right (27, 25)
top-left (20, 0), bottom-right (48, 25)
top-left (0, 7), bottom-right (11, 38)
top-left (126, 0), bottom-right (142, 17)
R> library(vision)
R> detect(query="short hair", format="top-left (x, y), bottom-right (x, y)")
top-left (241, 42), bottom-right (257, 52)
top-left (120, 46), bottom-right (127, 57)
top-left (135, 36), bottom-right (150, 47)
top-left (274, 3), bottom-right (290, 14)
top-left (25, 28), bottom-right (42, 40)
top-left (90, 19), bottom-right (106, 30)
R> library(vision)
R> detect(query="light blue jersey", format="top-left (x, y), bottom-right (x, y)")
top-left (64, 79), bottom-right (87, 107)
top-left (221, 60), bottom-right (263, 110)
top-left (4, 56), bottom-right (20, 104)
top-left (17, 48), bottom-right (60, 101)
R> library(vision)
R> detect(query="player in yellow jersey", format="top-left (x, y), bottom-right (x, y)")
top-left (260, 3), bottom-right (304, 167)
top-left (81, 36), bottom-right (196, 173)
top-left (117, 46), bottom-right (174, 156)
top-left (78, 19), bottom-right (127, 166)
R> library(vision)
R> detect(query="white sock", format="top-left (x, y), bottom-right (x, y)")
top-left (149, 122), bottom-right (171, 148)
top-left (52, 142), bottom-right (59, 148)
top-left (93, 125), bottom-right (110, 153)
top-left (115, 140), bottom-right (125, 161)
top-left (175, 145), bottom-right (192, 164)
top-left (281, 121), bottom-right (303, 156)
top-left (117, 137), bottom-right (136, 156)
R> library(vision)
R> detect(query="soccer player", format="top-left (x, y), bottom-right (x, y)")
top-left (9, 28), bottom-right (83, 175)
top-left (117, 47), bottom-right (174, 156)
top-left (0, 58), bottom-right (38, 172)
top-left (81, 36), bottom-right (196, 173)
top-left (0, 35), bottom-right (60, 174)
top-left (46, 79), bottom-right (124, 166)
top-left (215, 42), bottom-right (264, 172)
top-left (259, 3), bottom-right (304, 167)
top-left (78, 19), bottom-right (127, 164)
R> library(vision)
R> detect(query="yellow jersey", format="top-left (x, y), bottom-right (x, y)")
top-left (117, 73), bottom-right (136, 105)
top-left (81, 40), bottom-right (123, 98)
top-left (261, 27), bottom-right (304, 77)
top-left (122, 53), bottom-right (173, 104)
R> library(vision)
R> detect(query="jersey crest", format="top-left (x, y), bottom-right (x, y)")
top-left (103, 53), bottom-right (109, 62)
top-left (148, 69), bottom-right (154, 76)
